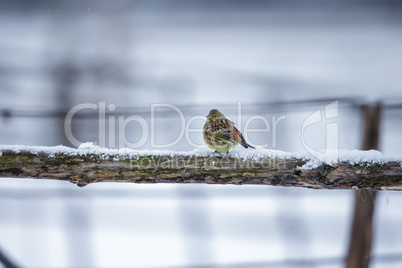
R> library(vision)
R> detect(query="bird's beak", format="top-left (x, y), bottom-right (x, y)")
top-left (206, 115), bottom-right (211, 118)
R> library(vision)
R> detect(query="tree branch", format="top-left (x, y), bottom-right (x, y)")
top-left (1, 148), bottom-right (401, 189)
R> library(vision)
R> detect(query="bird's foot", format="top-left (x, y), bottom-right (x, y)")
top-left (213, 150), bottom-right (224, 157)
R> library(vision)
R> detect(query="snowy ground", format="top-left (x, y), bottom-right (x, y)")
top-left (1, 179), bottom-right (402, 268)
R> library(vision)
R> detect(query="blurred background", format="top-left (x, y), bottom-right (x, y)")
top-left (1, 0), bottom-right (402, 267)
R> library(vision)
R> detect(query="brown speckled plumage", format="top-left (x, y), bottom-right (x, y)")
top-left (203, 109), bottom-right (255, 153)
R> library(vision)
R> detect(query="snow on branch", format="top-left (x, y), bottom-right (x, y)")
top-left (0, 143), bottom-right (402, 189)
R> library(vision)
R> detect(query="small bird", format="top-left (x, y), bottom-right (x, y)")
top-left (203, 109), bottom-right (255, 153)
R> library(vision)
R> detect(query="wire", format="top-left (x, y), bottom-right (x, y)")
top-left (0, 248), bottom-right (19, 268)
top-left (0, 97), bottom-right (386, 119)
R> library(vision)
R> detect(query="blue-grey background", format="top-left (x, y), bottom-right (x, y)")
top-left (0, 0), bottom-right (402, 267)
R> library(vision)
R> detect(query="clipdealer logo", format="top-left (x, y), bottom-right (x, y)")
top-left (64, 102), bottom-right (286, 149)
top-left (64, 101), bottom-right (339, 160)
top-left (302, 101), bottom-right (339, 160)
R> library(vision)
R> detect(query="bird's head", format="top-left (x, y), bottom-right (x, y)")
top-left (206, 109), bottom-right (225, 121)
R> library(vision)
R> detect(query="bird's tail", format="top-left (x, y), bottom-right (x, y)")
top-left (241, 140), bottom-right (255, 149)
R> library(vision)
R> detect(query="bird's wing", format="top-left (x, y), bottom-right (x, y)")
top-left (210, 119), bottom-right (236, 143)
top-left (234, 126), bottom-right (256, 149)
top-left (214, 131), bottom-right (234, 142)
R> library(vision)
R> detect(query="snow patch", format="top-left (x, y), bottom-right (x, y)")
top-left (78, 142), bottom-right (98, 150)
top-left (0, 144), bottom-right (401, 169)
top-left (300, 149), bottom-right (402, 169)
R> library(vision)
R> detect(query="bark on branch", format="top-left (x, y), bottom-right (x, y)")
top-left (1, 149), bottom-right (402, 189)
